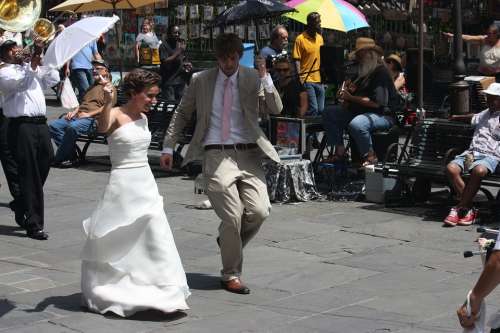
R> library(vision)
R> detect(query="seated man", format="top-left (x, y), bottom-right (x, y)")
top-left (384, 53), bottom-right (406, 92)
top-left (49, 60), bottom-right (116, 167)
top-left (273, 57), bottom-right (308, 118)
top-left (322, 38), bottom-right (399, 166)
top-left (444, 83), bottom-right (500, 227)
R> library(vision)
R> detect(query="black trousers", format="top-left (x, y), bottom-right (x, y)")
top-left (7, 118), bottom-right (53, 232)
top-left (0, 112), bottom-right (20, 201)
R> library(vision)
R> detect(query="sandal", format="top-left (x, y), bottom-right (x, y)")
top-left (362, 158), bottom-right (378, 167)
top-left (362, 152), bottom-right (378, 167)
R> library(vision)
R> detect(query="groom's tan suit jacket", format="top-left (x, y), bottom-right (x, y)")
top-left (163, 66), bottom-right (283, 165)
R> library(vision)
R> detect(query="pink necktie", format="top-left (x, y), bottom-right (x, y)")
top-left (221, 78), bottom-right (233, 142)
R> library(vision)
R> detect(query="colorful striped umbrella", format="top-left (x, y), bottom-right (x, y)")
top-left (284, 0), bottom-right (369, 32)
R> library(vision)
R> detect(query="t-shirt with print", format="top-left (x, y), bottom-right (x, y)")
top-left (77, 84), bottom-right (117, 115)
top-left (292, 31), bottom-right (324, 83)
top-left (468, 108), bottom-right (500, 160)
top-left (71, 41), bottom-right (98, 70)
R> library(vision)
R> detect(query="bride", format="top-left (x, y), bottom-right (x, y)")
top-left (80, 69), bottom-right (190, 317)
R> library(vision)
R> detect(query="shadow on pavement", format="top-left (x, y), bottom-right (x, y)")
top-left (105, 309), bottom-right (187, 322)
top-left (186, 272), bottom-right (221, 291)
top-left (360, 203), bottom-right (449, 223)
top-left (24, 293), bottom-right (83, 314)
top-left (25, 293), bottom-right (187, 322)
top-left (0, 225), bottom-right (26, 238)
top-left (0, 299), bottom-right (15, 318)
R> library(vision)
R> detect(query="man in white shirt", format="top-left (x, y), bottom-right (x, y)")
top-left (0, 40), bottom-right (60, 240)
top-left (160, 33), bottom-right (282, 294)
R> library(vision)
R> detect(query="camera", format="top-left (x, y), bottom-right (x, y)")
top-left (266, 50), bottom-right (289, 69)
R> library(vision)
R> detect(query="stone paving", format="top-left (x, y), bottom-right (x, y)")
top-left (0, 99), bottom-right (499, 332)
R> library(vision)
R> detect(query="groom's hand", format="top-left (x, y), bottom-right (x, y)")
top-left (160, 153), bottom-right (173, 171)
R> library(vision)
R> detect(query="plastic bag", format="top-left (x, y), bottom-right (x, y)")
top-left (60, 77), bottom-right (79, 109)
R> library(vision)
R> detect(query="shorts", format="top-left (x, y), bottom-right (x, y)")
top-left (450, 152), bottom-right (499, 174)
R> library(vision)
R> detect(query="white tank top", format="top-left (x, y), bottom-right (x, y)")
top-left (479, 43), bottom-right (500, 70)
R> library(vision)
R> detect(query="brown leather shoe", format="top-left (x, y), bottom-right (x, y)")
top-left (220, 278), bottom-right (250, 294)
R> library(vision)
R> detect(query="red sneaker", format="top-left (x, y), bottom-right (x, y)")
top-left (444, 207), bottom-right (460, 226)
top-left (458, 208), bottom-right (478, 226)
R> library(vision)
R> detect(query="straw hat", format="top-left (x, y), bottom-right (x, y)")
top-left (385, 54), bottom-right (403, 71)
top-left (349, 37), bottom-right (384, 60)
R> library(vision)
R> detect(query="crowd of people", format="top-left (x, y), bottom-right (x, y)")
top-left (0, 11), bottom-right (499, 329)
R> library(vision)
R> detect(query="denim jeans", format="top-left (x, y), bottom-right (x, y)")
top-left (70, 69), bottom-right (94, 102)
top-left (322, 105), bottom-right (394, 157)
top-left (304, 82), bottom-right (325, 116)
top-left (49, 117), bottom-right (94, 162)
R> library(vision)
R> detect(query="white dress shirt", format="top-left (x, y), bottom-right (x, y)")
top-left (204, 68), bottom-right (254, 146)
top-left (161, 68), bottom-right (274, 155)
top-left (0, 63), bottom-right (60, 118)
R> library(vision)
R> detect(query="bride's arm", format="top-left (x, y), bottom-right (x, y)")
top-left (97, 80), bottom-right (117, 134)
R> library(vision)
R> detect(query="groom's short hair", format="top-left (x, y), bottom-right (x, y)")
top-left (214, 33), bottom-right (243, 59)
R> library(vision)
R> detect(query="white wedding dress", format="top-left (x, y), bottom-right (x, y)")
top-left (80, 117), bottom-right (190, 317)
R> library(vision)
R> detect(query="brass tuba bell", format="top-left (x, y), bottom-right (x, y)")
top-left (0, 0), bottom-right (43, 32)
top-left (32, 18), bottom-right (56, 43)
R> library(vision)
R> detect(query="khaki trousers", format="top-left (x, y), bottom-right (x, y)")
top-left (203, 148), bottom-right (271, 281)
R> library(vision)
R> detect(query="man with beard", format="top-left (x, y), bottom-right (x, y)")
top-left (260, 25), bottom-right (289, 61)
top-left (159, 25), bottom-right (192, 101)
top-left (321, 37), bottom-right (398, 166)
top-left (260, 25), bottom-right (289, 81)
top-left (49, 60), bottom-right (116, 168)
top-left (292, 12), bottom-right (324, 116)
top-left (0, 39), bottom-right (60, 240)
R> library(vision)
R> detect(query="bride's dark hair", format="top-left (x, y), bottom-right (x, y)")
top-left (122, 69), bottom-right (161, 97)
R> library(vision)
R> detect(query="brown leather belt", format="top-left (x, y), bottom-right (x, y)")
top-left (204, 143), bottom-right (258, 151)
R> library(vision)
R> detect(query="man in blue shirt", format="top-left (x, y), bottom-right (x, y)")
top-left (259, 25), bottom-right (288, 62)
top-left (66, 39), bottom-right (102, 102)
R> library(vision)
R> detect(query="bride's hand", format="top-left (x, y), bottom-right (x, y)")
top-left (100, 76), bottom-right (114, 104)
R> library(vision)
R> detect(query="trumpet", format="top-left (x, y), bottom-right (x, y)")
top-left (14, 18), bottom-right (56, 62)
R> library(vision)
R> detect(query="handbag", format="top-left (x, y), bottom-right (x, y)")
top-left (60, 77), bottom-right (79, 109)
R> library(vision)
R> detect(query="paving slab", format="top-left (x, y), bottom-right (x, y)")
top-left (0, 101), bottom-right (498, 332)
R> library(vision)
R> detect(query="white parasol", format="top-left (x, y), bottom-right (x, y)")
top-left (43, 15), bottom-right (120, 69)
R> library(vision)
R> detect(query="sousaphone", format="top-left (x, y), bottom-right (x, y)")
top-left (0, 0), bottom-right (42, 32)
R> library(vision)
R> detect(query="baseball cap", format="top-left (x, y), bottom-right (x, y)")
top-left (91, 59), bottom-right (109, 70)
top-left (483, 83), bottom-right (500, 97)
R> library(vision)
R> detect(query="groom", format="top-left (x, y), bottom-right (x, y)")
top-left (160, 33), bottom-right (282, 294)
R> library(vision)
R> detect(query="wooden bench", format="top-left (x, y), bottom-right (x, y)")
top-left (74, 99), bottom-right (192, 163)
top-left (377, 118), bottom-right (500, 204)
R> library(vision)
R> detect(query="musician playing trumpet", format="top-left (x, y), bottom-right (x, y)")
top-left (321, 37), bottom-right (400, 166)
top-left (0, 37), bottom-right (59, 240)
